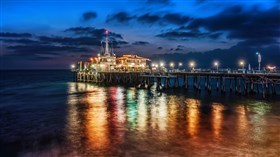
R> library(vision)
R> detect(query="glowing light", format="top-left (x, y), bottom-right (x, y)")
top-left (179, 62), bottom-right (183, 66)
top-left (214, 61), bottom-right (219, 66)
top-left (267, 65), bottom-right (276, 71)
top-left (71, 64), bottom-right (75, 69)
top-left (170, 62), bottom-right (174, 67)
top-left (160, 62), bottom-right (164, 67)
top-left (189, 61), bottom-right (195, 69)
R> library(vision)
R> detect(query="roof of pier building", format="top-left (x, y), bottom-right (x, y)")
top-left (117, 55), bottom-right (150, 61)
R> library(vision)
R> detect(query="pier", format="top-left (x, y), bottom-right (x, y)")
top-left (73, 71), bottom-right (280, 98)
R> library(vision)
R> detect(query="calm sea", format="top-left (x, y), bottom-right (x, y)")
top-left (0, 70), bottom-right (279, 157)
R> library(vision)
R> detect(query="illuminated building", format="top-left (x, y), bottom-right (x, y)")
top-left (116, 54), bottom-right (150, 71)
top-left (78, 29), bottom-right (151, 72)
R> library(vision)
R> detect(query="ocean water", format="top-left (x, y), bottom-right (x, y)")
top-left (0, 70), bottom-right (279, 157)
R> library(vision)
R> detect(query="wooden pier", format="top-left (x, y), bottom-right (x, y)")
top-left (74, 71), bottom-right (280, 98)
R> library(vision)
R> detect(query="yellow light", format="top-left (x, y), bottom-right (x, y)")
top-left (170, 62), bottom-right (174, 67)
top-left (267, 65), bottom-right (276, 70)
top-left (160, 62), bottom-right (164, 67)
top-left (189, 61), bottom-right (195, 67)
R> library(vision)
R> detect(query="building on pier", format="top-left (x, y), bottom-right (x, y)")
top-left (77, 29), bottom-right (151, 72)
top-left (115, 54), bottom-right (150, 71)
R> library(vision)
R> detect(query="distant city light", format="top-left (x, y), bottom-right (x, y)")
top-left (239, 60), bottom-right (245, 69)
top-left (71, 64), bottom-right (75, 69)
top-left (179, 62), bottom-right (183, 66)
top-left (160, 62), bottom-right (164, 67)
top-left (170, 62), bottom-right (174, 68)
top-left (267, 65), bottom-right (276, 71)
top-left (214, 61), bottom-right (219, 71)
top-left (214, 61), bottom-right (219, 66)
top-left (189, 61), bottom-right (195, 70)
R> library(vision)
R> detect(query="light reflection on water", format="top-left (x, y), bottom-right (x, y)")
top-left (18, 82), bottom-right (280, 156)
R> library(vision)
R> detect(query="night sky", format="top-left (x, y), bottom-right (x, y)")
top-left (1, 0), bottom-right (280, 69)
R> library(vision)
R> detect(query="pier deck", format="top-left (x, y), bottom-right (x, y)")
top-left (73, 71), bottom-right (280, 98)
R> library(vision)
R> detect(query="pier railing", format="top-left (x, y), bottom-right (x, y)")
top-left (73, 71), bottom-right (280, 98)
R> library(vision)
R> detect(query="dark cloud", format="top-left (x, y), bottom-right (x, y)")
top-left (0, 32), bottom-right (32, 38)
top-left (106, 12), bottom-right (134, 24)
top-left (1, 38), bottom-right (40, 44)
top-left (163, 13), bottom-right (190, 25)
top-left (208, 32), bottom-right (222, 39)
top-left (65, 27), bottom-right (123, 39)
top-left (157, 46), bottom-right (163, 50)
top-left (7, 44), bottom-right (88, 55)
top-left (156, 30), bottom-right (206, 40)
top-left (81, 11), bottom-right (97, 22)
top-left (234, 38), bottom-right (279, 48)
top-left (137, 13), bottom-right (161, 24)
top-left (158, 5), bottom-right (280, 45)
top-left (186, 6), bottom-right (280, 45)
top-left (132, 41), bottom-right (150, 45)
top-left (38, 35), bottom-right (128, 47)
top-left (175, 47), bottom-right (183, 51)
top-left (39, 36), bottom-right (100, 46)
top-left (107, 11), bottom-right (190, 26)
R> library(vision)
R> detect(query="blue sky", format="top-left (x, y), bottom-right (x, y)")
top-left (1, 0), bottom-right (279, 69)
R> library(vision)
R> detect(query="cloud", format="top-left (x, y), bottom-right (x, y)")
top-left (186, 6), bottom-right (280, 45)
top-left (156, 30), bottom-right (206, 40)
top-left (7, 44), bottom-right (88, 55)
top-left (208, 32), bottom-right (222, 39)
top-left (1, 38), bottom-right (40, 44)
top-left (157, 46), bottom-right (163, 50)
top-left (157, 5), bottom-right (280, 46)
top-left (65, 27), bottom-right (123, 39)
top-left (38, 35), bottom-right (128, 47)
top-left (38, 36), bottom-right (100, 46)
top-left (132, 41), bottom-right (150, 45)
top-left (0, 32), bottom-right (32, 38)
top-left (81, 11), bottom-right (97, 22)
top-left (163, 13), bottom-right (190, 25)
top-left (137, 13), bottom-right (161, 24)
top-left (106, 12), bottom-right (135, 24)
top-left (107, 11), bottom-right (190, 26)
top-left (1, 27), bottom-right (129, 63)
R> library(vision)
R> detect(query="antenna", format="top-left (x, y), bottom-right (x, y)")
top-left (100, 41), bottom-right (103, 55)
top-left (104, 29), bottom-right (110, 56)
